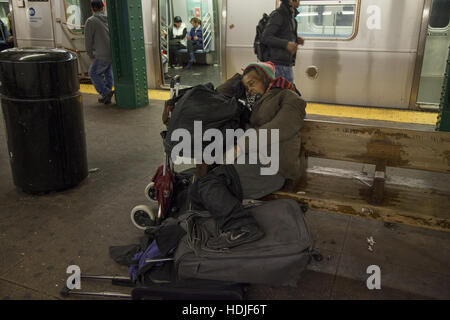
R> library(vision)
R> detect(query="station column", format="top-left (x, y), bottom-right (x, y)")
top-left (436, 46), bottom-right (450, 132)
top-left (107, 0), bottom-right (149, 109)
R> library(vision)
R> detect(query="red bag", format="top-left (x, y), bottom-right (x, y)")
top-left (152, 165), bottom-right (175, 220)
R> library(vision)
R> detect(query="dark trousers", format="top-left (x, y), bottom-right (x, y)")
top-left (189, 165), bottom-right (285, 232)
top-left (186, 40), bottom-right (202, 62)
top-left (169, 39), bottom-right (185, 66)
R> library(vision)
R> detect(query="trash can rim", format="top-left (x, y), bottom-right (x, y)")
top-left (0, 48), bottom-right (77, 63)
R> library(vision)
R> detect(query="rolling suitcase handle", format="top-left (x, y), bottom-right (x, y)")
top-left (80, 274), bottom-right (135, 287)
top-left (170, 75), bottom-right (181, 98)
top-left (60, 285), bottom-right (132, 299)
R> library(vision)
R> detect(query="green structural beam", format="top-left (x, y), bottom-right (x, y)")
top-left (107, 0), bottom-right (149, 109)
top-left (436, 46), bottom-right (450, 132)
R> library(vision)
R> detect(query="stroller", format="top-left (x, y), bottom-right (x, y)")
top-left (61, 76), bottom-right (247, 300)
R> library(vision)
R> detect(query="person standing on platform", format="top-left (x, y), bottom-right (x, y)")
top-left (84, 0), bottom-right (114, 104)
top-left (261, 0), bottom-right (304, 83)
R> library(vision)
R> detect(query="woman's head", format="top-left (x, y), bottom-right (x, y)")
top-left (190, 17), bottom-right (202, 28)
top-left (174, 16), bottom-right (182, 28)
top-left (242, 62), bottom-right (275, 96)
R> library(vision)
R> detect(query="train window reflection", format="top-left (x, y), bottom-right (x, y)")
top-left (64, 0), bottom-right (93, 33)
top-left (297, 0), bottom-right (359, 39)
top-left (0, 0), bottom-right (9, 26)
top-left (429, 0), bottom-right (450, 29)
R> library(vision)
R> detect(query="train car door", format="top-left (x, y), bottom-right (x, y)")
top-left (57, 0), bottom-right (93, 79)
top-left (10, 0), bottom-right (56, 48)
top-left (416, 0), bottom-right (450, 107)
top-left (156, 0), bottom-right (224, 88)
top-left (0, 0), bottom-right (13, 50)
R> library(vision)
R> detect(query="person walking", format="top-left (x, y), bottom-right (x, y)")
top-left (84, 0), bottom-right (114, 104)
top-left (261, 0), bottom-right (304, 83)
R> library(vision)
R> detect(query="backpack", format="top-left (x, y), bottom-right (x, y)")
top-left (164, 84), bottom-right (242, 158)
top-left (174, 199), bottom-right (322, 286)
top-left (254, 13), bottom-right (270, 62)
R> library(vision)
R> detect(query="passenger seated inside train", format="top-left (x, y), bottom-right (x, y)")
top-left (184, 17), bottom-right (203, 69)
top-left (168, 16), bottom-right (187, 68)
top-left (162, 61), bottom-right (307, 249)
top-left (0, 18), bottom-right (12, 51)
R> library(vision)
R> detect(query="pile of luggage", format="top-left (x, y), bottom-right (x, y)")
top-left (61, 78), bottom-right (321, 300)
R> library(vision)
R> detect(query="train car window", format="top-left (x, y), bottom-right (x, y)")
top-left (429, 0), bottom-right (450, 29)
top-left (64, 0), bottom-right (93, 33)
top-left (296, 0), bottom-right (359, 39)
top-left (0, 0), bottom-right (10, 27)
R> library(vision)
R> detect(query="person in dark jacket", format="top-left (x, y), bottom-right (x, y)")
top-left (168, 16), bottom-right (187, 68)
top-left (84, 0), bottom-right (114, 104)
top-left (184, 17), bottom-right (203, 69)
top-left (261, 0), bottom-right (304, 83)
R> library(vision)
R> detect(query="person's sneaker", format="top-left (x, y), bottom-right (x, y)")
top-left (98, 96), bottom-right (106, 104)
top-left (206, 224), bottom-right (264, 250)
top-left (103, 90), bottom-right (115, 105)
top-left (184, 61), bottom-right (193, 70)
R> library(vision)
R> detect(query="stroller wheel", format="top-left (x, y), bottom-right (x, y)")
top-left (131, 205), bottom-right (156, 230)
top-left (145, 182), bottom-right (157, 202)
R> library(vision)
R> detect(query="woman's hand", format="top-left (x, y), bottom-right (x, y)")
top-left (193, 35), bottom-right (198, 41)
top-left (297, 36), bottom-right (305, 45)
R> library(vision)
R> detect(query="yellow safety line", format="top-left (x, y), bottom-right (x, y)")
top-left (79, 84), bottom-right (437, 125)
top-left (307, 103), bottom-right (438, 125)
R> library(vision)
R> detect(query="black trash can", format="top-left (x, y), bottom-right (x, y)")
top-left (0, 48), bottom-right (88, 194)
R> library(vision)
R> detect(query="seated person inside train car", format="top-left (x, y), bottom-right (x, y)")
top-left (0, 18), bottom-right (12, 51)
top-left (184, 17), bottom-right (203, 70)
top-left (163, 61), bottom-right (307, 249)
top-left (168, 16), bottom-right (187, 68)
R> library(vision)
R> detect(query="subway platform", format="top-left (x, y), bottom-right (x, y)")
top-left (0, 92), bottom-right (449, 300)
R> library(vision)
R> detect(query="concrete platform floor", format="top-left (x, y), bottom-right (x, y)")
top-left (0, 93), bottom-right (449, 300)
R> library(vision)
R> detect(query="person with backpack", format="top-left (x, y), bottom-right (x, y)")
top-left (259, 0), bottom-right (304, 83)
top-left (84, 0), bottom-right (114, 105)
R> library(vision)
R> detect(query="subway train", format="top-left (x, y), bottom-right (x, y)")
top-left (2, 0), bottom-right (450, 110)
